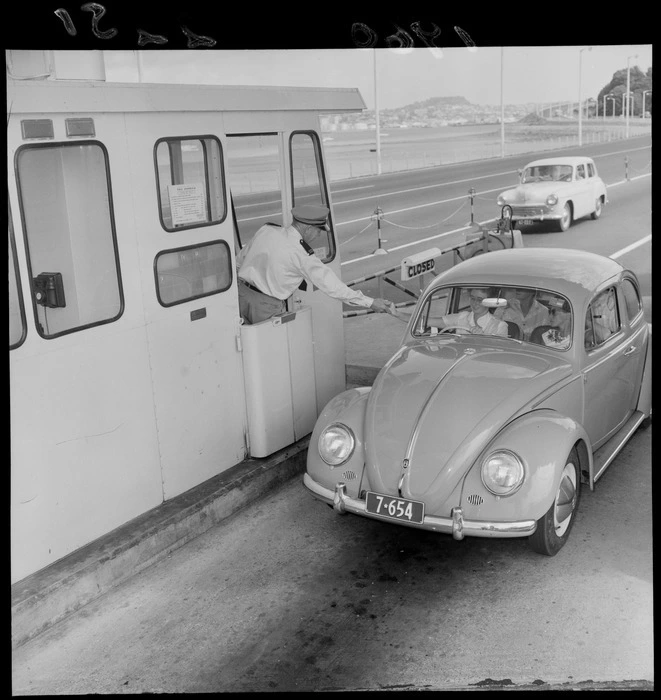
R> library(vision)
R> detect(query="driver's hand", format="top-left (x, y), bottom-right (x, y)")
top-left (469, 326), bottom-right (484, 335)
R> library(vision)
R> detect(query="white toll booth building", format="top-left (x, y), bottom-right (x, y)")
top-left (8, 50), bottom-right (366, 583)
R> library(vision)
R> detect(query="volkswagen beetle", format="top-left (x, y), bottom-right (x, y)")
top-left (304, 248), bottom-right (651, 556)
top-left (496, 156), bottom-right (608, 232)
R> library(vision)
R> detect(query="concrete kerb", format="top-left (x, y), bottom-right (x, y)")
top-left (11, 437), bottom-right (310, 650)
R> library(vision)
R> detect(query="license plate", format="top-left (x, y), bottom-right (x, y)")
top-left (518, 219), bottom-right (535, 226)
top-left (366, 492), bottom-right (424, 524)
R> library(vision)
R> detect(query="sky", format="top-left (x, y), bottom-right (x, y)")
top-left (102, 45), bottom-right (653, 110)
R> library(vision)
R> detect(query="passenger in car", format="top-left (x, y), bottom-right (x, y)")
top-left (494, 288), bottom-right (551, 341)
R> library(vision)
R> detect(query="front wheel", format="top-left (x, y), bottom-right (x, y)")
top-left (528, 448), bottom-right (581, 556)
top-left (557, 203), bottom-right (572, 232)
top-left (591, 197), bottom-right (603, 220)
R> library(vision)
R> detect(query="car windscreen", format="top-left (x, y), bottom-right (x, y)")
top-left (412, 285), bottom-right (572, 349)
top-left (522, 165), bottom-right (573, 183)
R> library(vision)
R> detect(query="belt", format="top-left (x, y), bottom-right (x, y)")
top-left (239, 278), bottom-right (264, 295)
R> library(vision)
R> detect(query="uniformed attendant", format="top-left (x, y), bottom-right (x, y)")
top-left (236, 204), bottom-right (393, 324)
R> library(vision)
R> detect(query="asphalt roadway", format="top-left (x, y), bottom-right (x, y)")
top-left (12, 309), bottom-right (653, 693)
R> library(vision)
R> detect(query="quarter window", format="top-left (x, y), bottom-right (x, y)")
top-left (621, 278), bottom-right (642, 321)
top-left (155, 137), bottom-right (226, 231)
top-left (155, 241), bottom-right (232, 307)
top-left (290, 132), bottom-right (334, 263)
top-left (585, 287), bottom-right (621, 349)
top-left (16, 142), bottom-right (123, 338)
top-left (587, 162), bottom-right (596, 177)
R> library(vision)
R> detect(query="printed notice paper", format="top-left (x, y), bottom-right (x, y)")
top-left (168, 183), bottom-right (206, 226)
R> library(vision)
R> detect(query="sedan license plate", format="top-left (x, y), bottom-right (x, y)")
top-left (518, 219), bottom-right (535, 226)
top-left (366, 492), bottom-right (424, 524)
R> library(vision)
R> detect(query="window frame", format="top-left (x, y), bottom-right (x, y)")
top-left (154, 134), bottom-right (228, 233)
top-left (620, 277), bottom-right (643, 324)
top-left (289, 130), bottom-right (336, 264)
top-left (14, 140), bottom-right (125, 340)
top-left (153, 239), bottom-right (233, 308)
top-left (9, 198), bottom-right (27, 350)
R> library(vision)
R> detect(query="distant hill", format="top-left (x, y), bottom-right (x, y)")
top-left (518, 113), bottom-right (548, 125)
top-left (403, 95), bottom-right (472, 110)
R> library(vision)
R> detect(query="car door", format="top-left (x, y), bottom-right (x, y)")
top-left (572, 163), bottom-right (593, 219)
top-left (581, 284), bottom-right (641, 448)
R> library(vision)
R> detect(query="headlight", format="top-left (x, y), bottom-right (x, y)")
top-left (497, 194), bottom-right (506, 206)
top-left (318, 423), bottom-right (355, 466)
top-left (546, 194), bottom-right (558, 206)
top-left (481, 450), bottom-right (525, 496)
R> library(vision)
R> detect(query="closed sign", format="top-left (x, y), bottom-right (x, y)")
top-left (401, 247), bottom-right (442, 281)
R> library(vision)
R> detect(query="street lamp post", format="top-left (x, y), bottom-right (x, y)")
top-left (622, 91), bottom-right (633, 118)
top-left (642, 90), bottom-right (652, 118)
top-left (373, 49), bottom-right (381, 176)
top-left (626, 54), bottom-right (638, 137)
top-left (578, 46), bottom-right (592, 146)
top-left (603, 93), bottom-right (613, 121)
top-left (606, 96), bottom-right (615, 118)
top-left (500, 47), bottom-right (505, 158)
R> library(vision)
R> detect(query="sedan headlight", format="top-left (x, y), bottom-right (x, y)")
top-left (481, 450), bottom-right (525, 496)
top-left (496, 194), bottom-right (507, 206)
top-left (318, 423), bottom-right (355, 466)
top-left (546, 193), bottom-right (558, 206)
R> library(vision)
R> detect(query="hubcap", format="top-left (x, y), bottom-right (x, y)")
top-left (554, 462), bottom-right (577, 536)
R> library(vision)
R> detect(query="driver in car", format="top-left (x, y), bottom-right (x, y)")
top-left (391, 287), bottom-right (508, 336)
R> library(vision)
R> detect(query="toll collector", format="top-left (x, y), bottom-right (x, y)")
top-left (237, 204), bottom-right (392, 324)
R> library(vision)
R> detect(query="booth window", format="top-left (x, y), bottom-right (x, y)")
top-left (226, 133), bottom-right (283, 249)
top-left (15, 142), bottom-right (123, 339)
top-left (9, 213), bottom-right (27, 349)
top-left (155, 136), bottom-right (226, 231)
top-left (290, 131), bottom-right (335, 263)
top-left (155, 241), bottom-right (232, 307)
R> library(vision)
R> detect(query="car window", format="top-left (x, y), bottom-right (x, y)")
top-left (522, 165), bottom-right (572, 183)
top-left (576, 164), bottom-right (586, 180)
top-left (584, 287), bottom-right (621, 349)
top-left (587, 162), bottom-right (595, 178)
top-left (621, 278), bottom-right (642, 322)
top-left (412, 285), bottom-right (571, 348)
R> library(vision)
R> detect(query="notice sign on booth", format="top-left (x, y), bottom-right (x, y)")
top-left (168, 183), bottom-right (207, 226)
top-left (401, 247), bottom-right (442, 281)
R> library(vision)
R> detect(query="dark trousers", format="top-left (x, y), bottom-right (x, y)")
top-left (238, 280), bottom-right (286, 325)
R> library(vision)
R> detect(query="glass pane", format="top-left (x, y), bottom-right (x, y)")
top-left (586, 287), bottom-right (620, 347)
top-left (413, 285), bottom-right (572, 348)
top-left (156, 241), bottom-right (232, 306)
top-left (290, 132), bottom-right (333, 262)
top-left (17, 143), bottom-right (122, 338)
top-left (226, 134), bottom-right (283, 248)
top-left (156, 137), bottom-right (226, 231)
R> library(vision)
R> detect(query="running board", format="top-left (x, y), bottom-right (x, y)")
top-left (591, 411), bottom-right (647, 489)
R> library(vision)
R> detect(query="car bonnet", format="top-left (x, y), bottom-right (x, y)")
top-left (363, 341), bottom-right (572, 506)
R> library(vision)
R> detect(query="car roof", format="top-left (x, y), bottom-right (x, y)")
top-left (524, 156), bottom-right (594, 167)
top-left (432, 248), bottom-right (624, 302)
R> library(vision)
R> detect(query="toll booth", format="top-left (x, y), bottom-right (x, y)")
top-left (8, 50), bottom-right (365, 582)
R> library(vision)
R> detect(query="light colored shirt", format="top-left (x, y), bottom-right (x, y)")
top-left (495, 298), bottom-right (550, 340)
top-left (236, 224), bottom-right (373, 307)
top-left (435, 310), bottom-right (508, 337)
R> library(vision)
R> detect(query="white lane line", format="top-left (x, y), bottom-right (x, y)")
top-left (610, 235), bottom-right (652, 260)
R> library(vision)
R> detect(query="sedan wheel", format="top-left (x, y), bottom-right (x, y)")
top-left (528, 448), bottom-right (581, 556)
top-left (557, 203), bottom-right (572, 232)
top-left (591, 197), bottom-right (603, 220)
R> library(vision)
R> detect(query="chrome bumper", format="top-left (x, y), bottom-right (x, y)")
top-left (303, 474), bottom-right (537, 540)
